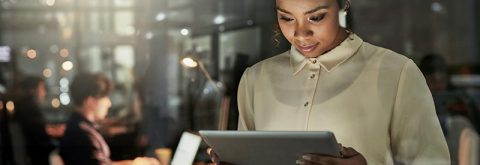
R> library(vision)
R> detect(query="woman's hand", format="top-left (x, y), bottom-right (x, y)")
top-left (296, 147), bottom-right (367, 165)
top-left (206, 148), bottom-right (234, 165)
top-left (131, 157), bottom-right (161, 165)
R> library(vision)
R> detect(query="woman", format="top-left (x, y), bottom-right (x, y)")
top-left (210, 0), bottom-right (450, 164)
top-left (12, 76), bottom-right (54, 165)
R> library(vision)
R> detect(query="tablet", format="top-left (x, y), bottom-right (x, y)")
top-left (199, 131), bottom-right (341, 165)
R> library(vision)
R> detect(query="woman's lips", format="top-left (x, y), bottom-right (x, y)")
top-left (297, 43), bottom-right (319, 53)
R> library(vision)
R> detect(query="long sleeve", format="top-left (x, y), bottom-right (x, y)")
top-left (230, 35), bottom-right (449, 163)
top-left (390, 60), bottom-right (450, 164)
top-left (237, 68), bottom-right (255, 131)
top-left (60, 128), bottom-right (103, 165)
top-left (60, 114), bottom-right (112, 165)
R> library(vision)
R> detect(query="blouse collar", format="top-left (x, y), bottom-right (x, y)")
top-left (290, 33), bottom-right (363, 75)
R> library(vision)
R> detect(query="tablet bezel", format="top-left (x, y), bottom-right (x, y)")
top-left (199, 131), bottom-right (341, 165)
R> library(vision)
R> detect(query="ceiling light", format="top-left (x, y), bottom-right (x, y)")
top-left (181, 57), bottom-right (198, 68)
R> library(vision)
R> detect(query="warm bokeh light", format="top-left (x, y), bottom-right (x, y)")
top-left (125, 26), bottom-right (136, 35)
top-left (62, 28), bottom-right (73, 40)
top-left (181, 57), bottom-right (198, 68)
top-left (6, 101), bottom-right (14, 114)
top-left (43, 68), bottom-right (52, 78)
top-left (155, 13), bottom-right (166, 22)
top-left (145, 32), bottom-right (154, 40)
top-left (46, 0), bottom-right (55, 6)
top-left (51, 98), bottom-right (61, 108)
top-left (62, 61), bottom-right (73, 71)
top-left (26, 49), bottom-right (37, 59)
top-left (180, 28), bottom-right (190, 36)
top-left (59, 48), bottom-right (69, 58)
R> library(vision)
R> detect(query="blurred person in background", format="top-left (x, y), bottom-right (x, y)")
top-left (419, 54), bottom-right (452, 133)
top-left (419, 54), bottom-right (451, 92)
top-left (102, 82), bottom-right (147, 161)
top-left (12, 75), bottom-right (55, 165)
top-left (59, 73), bottom-right (159, 165)
top-left (420, 54), bottom-right (480, 165)
top-left (208, 0), bottom-right (449, 164)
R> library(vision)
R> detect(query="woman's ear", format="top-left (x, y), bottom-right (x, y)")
top-left (343, 0), bottom-right (351, 11)
top-left (337, 0), bottom-right (350, 11)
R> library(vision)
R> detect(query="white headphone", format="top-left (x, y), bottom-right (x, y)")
top-left (338, 0), bottom-right (351, 28)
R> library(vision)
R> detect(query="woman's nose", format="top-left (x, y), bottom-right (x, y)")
top-left (294, 23), bottom-right (314, 38)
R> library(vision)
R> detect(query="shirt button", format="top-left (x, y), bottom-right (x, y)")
top-left (304, 102), bottom-right (309, 107)
top-left (312, 59), bottom-right (317, 64)
top-left (310, 74), bottom-right (315, 79)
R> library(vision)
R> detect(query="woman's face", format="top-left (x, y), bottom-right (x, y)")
top-left (276, 0), bottom-right (343, 58)
top-left (94, 96), bottom-right (112, 121)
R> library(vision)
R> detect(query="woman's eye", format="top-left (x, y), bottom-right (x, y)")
top-left (308, 15), bottom-right (325, 22)
top-left (280, 16), bottom-right (294, 22)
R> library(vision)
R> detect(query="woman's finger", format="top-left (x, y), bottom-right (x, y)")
top-left (207, 148), bottom-right (213, 155)
top-left (206, 148), bottom-right (221, 163)
top-left (341, 147), bottom-right (361, 158)
top-left (299, 154), bottom-right (338, 165)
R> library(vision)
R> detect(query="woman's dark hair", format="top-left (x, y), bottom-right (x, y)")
top-left (337, 0), bottom-right (349, 10)
top-left (273, 23), bottom-right (282, 47)
top-left (70, 73), bottom-right (113, 106)
top-left (337, 0), bottom-right (346, 8)
top-left (419, 54), bottom-right (448, 75)
top-left (13, 75), bottom-right (44, 100)
top-left (419, 53), bottom-right (452, 90)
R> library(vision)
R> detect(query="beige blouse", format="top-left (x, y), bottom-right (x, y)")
top-left (237, 34), bottom-right (450, 164)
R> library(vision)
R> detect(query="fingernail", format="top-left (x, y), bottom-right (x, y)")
top-left (207, 149), bottom-right (212, 155)
top-left (302, 155), bottom-right (311, 160)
